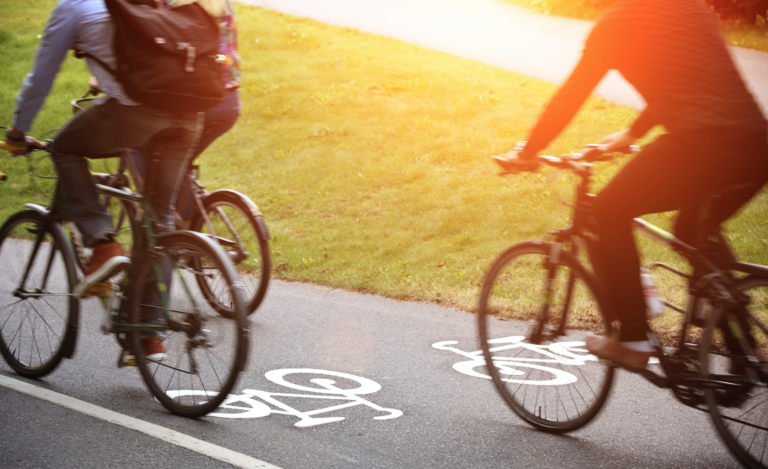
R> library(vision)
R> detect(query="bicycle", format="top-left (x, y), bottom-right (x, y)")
top-left (72, 92), bottom-right (271, 318)
top-left (477, 146), bottom-right (768, 468)
top-left (0, 135), bottom-right (250, 418)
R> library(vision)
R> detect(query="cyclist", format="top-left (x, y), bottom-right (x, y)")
top-left (127, 0), bottom-right (241, 229)
top-left (496, 0), bottom-right (768, 370)
top-left (5, 0), bottom-right (201, 357)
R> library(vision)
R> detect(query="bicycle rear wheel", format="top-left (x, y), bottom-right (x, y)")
top-left (0, 210), bottom-right (79, 378)
top-left (700, 276), bottom-right (768, 469)
top-left (190, 190), bottom-right (270, 317)
top-left (477, 241), bottom-right (614, 433)
top-left (128, 231), bottom-right (248, 418)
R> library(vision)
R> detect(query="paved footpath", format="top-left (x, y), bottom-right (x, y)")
top-left (0, 280), bottom-right (744, 468)
top-left (246, 0), bottom-right (768, 115)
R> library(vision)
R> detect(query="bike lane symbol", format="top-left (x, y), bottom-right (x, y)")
top-left (433, 336), bottom-right (659, 386)
top-left (432, 336), bottom-right (595, 386)
top-left (167, 368), bottom-right (403, 428)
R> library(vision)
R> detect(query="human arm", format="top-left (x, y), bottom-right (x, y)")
top-left (518, 51), bottom-right (610, 159)
top-left (12, 1), bottom-right (78, 134)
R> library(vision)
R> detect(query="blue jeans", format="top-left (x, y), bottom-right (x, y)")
top-left (52, 99), bottom-right (201, 245)
top-left (128, 89), bottom-right (241, 221)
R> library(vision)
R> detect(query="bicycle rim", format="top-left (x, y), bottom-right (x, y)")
top-left (701, 277), bottom-right (768, 468)
top-left (191, 190), bottom-right (270, 317)
top-left (0, 211), bottom-right (78, 378)
top-left (478, 241), bottom-right (614, 433)
top-left (130, 231), bottom-right (248, 418)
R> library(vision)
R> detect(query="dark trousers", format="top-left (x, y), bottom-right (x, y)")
top-left (592, 130), bottom-right (768, 341)
top-left (128, 89), bottom-right (241, 221)
top-left (51, 99), bottom-right (201, 245)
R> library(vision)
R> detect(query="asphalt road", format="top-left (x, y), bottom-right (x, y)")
top-left (246, 0), bottom-right (768, 116)
top-left (0, 278), bottom-right (743, 468)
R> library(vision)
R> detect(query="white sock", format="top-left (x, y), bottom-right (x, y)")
top-left (621, 340), bottom-right (654, 353)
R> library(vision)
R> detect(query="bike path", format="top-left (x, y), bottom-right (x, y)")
top-left (0, 278), bottom-right (741, 468)
top-left (244, 0), bottom-right (768, 116)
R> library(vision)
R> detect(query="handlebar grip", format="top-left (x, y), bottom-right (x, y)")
top-left (0, 171), bottom-right (6, 182)
top-left (0, 141), bottom-right (28, 152)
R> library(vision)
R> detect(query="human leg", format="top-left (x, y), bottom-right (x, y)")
top-left (589, 131), bottom-right (768, 364)
top-left (177, 90), bottom-right (241, 222)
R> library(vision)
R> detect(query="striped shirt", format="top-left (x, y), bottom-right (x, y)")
top-left (524, 0), bottom-right (766, 155)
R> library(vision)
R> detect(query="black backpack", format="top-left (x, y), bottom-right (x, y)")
top-left (80, 0), bottom-right (225, 112)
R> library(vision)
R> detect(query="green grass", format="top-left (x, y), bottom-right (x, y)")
top-left (2, 1), bottom-right (767, 346)
top-left (498, 0), bottom-right (768, 53)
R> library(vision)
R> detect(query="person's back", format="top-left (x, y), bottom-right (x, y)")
top-left (588, 0), bottom-right (765, 135)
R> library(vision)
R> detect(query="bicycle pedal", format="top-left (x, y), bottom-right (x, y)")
top-left (81, 281), bottom-right (115, 298)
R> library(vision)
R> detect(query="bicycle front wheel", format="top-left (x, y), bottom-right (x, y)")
top-left (700, 276), bottom-right (768, 469)
top-left (190, 190), bottom-right (270, 317)
top-left (128, 231), bottom-right (248, 418)
top-left (0, 210), bottom-right (79, 378)
top-left (477, 241), bottom-right (614, 433)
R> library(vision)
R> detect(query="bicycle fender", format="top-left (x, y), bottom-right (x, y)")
top-left (205, 189), bottom-right (270, 241)
top-left (24, 203), bottom-right (50, 216)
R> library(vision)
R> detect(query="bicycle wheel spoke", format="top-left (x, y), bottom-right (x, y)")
top-left (701, 277), bottom-right (768, 468)
top-left (478, 242), bottom-right (613, 432)
top-left (191, 194), bottom-right (270, 318)
top-left (131, 233), bottom-right (246, 417)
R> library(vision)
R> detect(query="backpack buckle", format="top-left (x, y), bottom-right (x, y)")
top-left (177, 43), bottom-right (196, 72)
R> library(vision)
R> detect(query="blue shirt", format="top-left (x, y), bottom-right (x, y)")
top-left (14, 0), bottom-right (136, 132)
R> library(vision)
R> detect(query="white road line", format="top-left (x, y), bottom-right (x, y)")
top-left (0, 375), bottom-right (283, 469)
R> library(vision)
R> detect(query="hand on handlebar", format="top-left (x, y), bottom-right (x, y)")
top-left (2, 130), bottom-right (46, 156)
top-left (492, 151), bottom-right (540, 174)
top-left (595, 128), bottom-right (638, 154)
top-left (491, 141), bottom-right (540, 174)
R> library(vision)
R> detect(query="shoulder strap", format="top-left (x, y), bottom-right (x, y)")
top-left (73, 50), bottom-right (118, 78)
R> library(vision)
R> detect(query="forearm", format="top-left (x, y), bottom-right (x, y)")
top-left (523, 55), bottom-right (607, 157)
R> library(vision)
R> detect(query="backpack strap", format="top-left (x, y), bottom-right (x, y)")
top-left (73, 50), bottom-right (119, 78)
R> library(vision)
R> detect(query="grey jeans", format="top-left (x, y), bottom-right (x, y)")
top-left (51, 98), bottom-right (201, 247)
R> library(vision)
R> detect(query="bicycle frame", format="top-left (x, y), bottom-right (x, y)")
top-left (94, 181), bottom-right (205, 334)
top-left (529, 156), bottom-right (765, 401)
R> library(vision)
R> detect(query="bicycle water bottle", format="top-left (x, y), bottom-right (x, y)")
top-left (641, 268), bottom-right (665, 320)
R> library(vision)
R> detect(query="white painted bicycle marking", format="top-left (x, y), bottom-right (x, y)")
top-left (168, 368), bottom-right (402, 428)
top-left (433, 336), bottom-right (595, 386)
top-left (434, 336), bottom-right (659, 386)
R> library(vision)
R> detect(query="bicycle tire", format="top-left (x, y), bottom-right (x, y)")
top-left (478, 241), bottom-right (614, 433)
top-left (0, 210), bottom-right (79, 378)
top-left (700, 276), bottom-right (768, 469)
top-left (189, 189), bottom-right (270, 317)
top-left (128, 230), bottom-right (249, 418)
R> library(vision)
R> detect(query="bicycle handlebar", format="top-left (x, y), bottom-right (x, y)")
top-left (0, 140), bottom-right (29, 152)
top-left (492, 144), bottom-right (640, 175)
top-left (0, 139), bottom-right (49, 182)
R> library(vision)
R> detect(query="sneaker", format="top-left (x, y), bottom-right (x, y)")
top-left (585, 333), bottom-right (653, 371)
top-left (143, 336), bottom-right (167, 361)
top-left (122, 336), bottom-right (167, 366)
top-left (73, 242), bottom-right (130, 297)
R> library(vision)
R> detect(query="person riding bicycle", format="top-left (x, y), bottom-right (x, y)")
top-left (5, 0), bottom-right (202, 361)
top-left (127, 0), bottom-right (241, 229)
top-left (5, 0), bottom-right (200, 298)
top-left (497, 0), bottom-right (768, 370)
